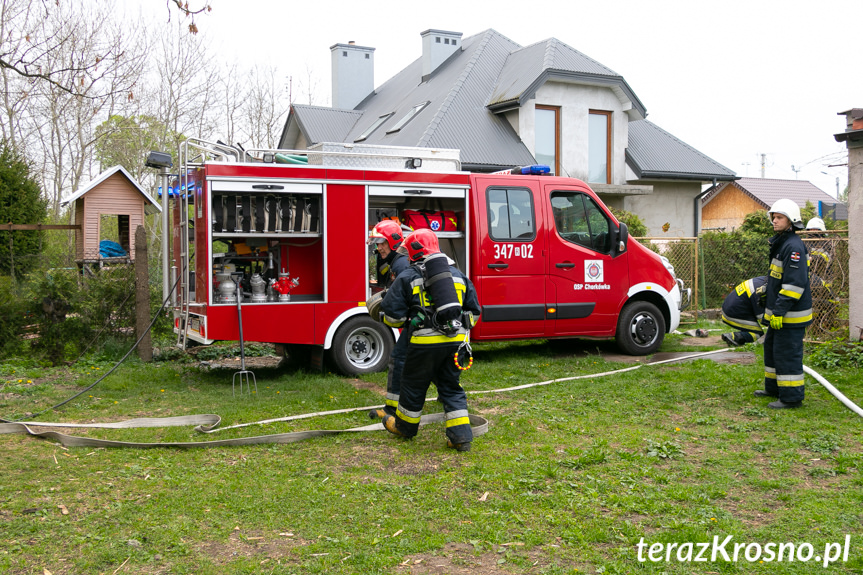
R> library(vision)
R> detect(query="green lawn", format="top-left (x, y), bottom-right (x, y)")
top-left (1, 333), bottom-right (862, 574)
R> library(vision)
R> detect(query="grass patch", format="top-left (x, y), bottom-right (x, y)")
top-left (2, 331), bottom-right (862, 573)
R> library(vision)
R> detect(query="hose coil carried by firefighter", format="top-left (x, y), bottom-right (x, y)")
top-left (366, 290), bottom-right (386, 322)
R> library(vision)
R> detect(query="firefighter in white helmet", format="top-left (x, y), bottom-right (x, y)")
top-left (755, 199), bottom-right (812, 408)
top-left (805, 217), bottom-right (826, 232)
top-left (379, 229), bottom-right (481, 451)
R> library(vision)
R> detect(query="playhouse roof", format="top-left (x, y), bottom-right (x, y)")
top-left (62, 165), bottom-right (162, 215)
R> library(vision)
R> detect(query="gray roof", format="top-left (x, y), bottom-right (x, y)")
top-left (489, 38), bottom-right (645, 118)
top-left (704, 177), bottom-right (841, 210)
top-left (626, 120), bottom-right (736, 181)
top-left (280, 28), bottom-right (728, 178)
top-left (286, 105), bottom-right (363, 144)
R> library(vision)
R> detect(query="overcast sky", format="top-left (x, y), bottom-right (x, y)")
top-left (134, 0), bottom-right (859, 198)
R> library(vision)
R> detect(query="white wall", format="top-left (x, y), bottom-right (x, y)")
top-left (530, 82), bottom-right (629, 184)
top-left (624, 180), bottom-right (702, 237)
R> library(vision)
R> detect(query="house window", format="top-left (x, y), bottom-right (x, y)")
top-left (387, 102), bottom-right (429, 133)
top-left (588, 110), bottom-right (611, 184)
top-left (550, 191), bottom-right (612, 253)
top-left (487, 187), bottom-right (535, 241)
top-left (355, 113), bottom-right (393, 142)
top-left (535, 105), bottom-right (560, 175)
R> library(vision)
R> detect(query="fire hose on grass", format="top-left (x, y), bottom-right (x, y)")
top-left (1, 348), bottom-right (861, 449)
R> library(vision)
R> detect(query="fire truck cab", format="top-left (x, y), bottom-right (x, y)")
top-left (171, 139), bottom-right (687, 376)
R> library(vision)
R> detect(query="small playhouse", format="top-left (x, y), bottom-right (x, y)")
top-left (62, 165), bottom-right (162, 267)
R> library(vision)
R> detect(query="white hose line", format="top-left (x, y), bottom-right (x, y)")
top-left (803, 365), bottom-right (863, 418)
top-left (4, 348), bottom-right (861, 450)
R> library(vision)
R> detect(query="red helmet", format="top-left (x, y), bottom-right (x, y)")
top-left (405, 228), bottom-right (440, 262)
top-left (368, 220), bottom-right (404, 251)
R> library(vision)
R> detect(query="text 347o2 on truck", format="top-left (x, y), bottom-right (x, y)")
top-left (169, 139), bottom-right (690, 375)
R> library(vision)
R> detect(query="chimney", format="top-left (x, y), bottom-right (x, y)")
top-left (420, 29), bottom-right (462, 81)
top-left (330, 41), bottom-right (375, 110)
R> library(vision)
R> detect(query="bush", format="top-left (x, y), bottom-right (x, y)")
top-left (609, 207), bottom-right (648, 237)
top-left (699, 230), bottom-right (769, 308)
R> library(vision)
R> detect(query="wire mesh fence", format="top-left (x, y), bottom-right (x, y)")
top-left (636, 233), bottom-right (849, 342)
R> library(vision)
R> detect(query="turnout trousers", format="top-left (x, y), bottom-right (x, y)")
top-left (393, 343), bottom-right (473, 445)
top-left (383, 331), bottom-right (409, 416)
top-left (763, 327), bottom-right (805, 404)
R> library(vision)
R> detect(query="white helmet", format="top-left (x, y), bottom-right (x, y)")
top-left (768, 199), bottom-right (803, 230)
top-left (805, 217), bottom-right (826, 231)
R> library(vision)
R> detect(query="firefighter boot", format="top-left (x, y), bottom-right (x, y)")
top-left (382, 414), bottom-right (406, 438)
top-left (722, 333), bottom-right (745, 347)
top-left (447, 439), bottom-right (472, 452)
top-left (369, 408), bottom-right (387, 420)
top-left (768, 400), bottom-right (803, 409)
top-left (753, 390), bottom-right (778, 398)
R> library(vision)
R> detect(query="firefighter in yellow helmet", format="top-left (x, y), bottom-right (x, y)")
top-left (756, 199), bottom-right (812, 409)
top-left (379, 229), bottom-right (481, 451)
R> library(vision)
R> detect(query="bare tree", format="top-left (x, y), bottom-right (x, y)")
top-left (0, 0), bottom-right (140, 99)
top-left (149, 18), bottom-right (220, 157)
top-left (0, 1), bottom-right (147, 216)
top-left (240, 65), bottom-right (289, 149)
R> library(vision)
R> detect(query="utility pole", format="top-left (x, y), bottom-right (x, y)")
top-left (760, 153), bottom-right (767, 178)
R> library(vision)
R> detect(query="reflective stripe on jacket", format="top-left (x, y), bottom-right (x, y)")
top-left (764, 231), bottom-right (813, 327)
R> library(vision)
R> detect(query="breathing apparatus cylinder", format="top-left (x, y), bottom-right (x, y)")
top-left (420, 252), bottom-right (462, 324)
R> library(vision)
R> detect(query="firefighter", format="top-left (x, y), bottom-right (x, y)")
top-left (720, 276), bottom-right (767, 347)
top-left (756, 199), bottom-right (813, 409)
top-left (379, 228), bottom-right (481, 451)
top-left (367, 220), bottom-right (410, 418)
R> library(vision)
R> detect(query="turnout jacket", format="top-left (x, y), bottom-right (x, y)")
top-left (381, 262), bottom-right (481, 345)
top-left (721, 276), bottom-right (767, 333)
top-left (375, 251), bottom-right (408, 289)
top-left (763, 230), bottom-right (813, 328)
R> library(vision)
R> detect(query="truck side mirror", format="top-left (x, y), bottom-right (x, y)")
top-left (615, 222), bottom-right (629, 256)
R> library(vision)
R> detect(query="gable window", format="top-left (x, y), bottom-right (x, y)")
top-left (550, 191), bottom-right (612, 253)
top-left (487, 187), bottom-right (535, 241)
top-left (355, 113), bottom-right (393, 142)
top-left (387, 102), bottom-right (429, 133)
top-left (535, 105), bottom-right (560, 175)
top-left (588, 110), bottom-right (611, 184)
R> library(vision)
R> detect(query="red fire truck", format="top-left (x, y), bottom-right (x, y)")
top-left (170, 139), bottom-right (688, 375)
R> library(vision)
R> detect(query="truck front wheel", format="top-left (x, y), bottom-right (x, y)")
top-left (330, 316), bottom-right (393, 376)
top-left (615, 301), bottom-right (666, 355)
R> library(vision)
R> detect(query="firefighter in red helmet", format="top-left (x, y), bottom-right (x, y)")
top-left (367, 219), bottom-right (411, 419)
top-left (368, 219), bottom-right (409, 289)
top-left (379, 229), bottom-right (481, 451)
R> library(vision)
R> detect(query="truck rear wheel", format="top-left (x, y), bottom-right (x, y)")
top-left (330, 316), bottom-right (393, 376)
top-left (615, 300), bottom-right (665, 355)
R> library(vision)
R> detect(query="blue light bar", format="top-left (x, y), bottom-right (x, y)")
top-left (511, 164), bottom-right (551, 175)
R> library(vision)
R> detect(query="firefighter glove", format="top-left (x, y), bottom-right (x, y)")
top-left (769, 315), bottom-right (783, 330)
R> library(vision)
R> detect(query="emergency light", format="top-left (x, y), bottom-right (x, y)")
top-left (510, 164), bottom-right (550, 175)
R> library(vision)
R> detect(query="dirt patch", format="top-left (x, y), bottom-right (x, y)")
top-left (401, 541), bottom-right (585, 574)
top-left (347, 378), bottom-right (386, 396)
top-left (201, 356), bottom-right (283, 370)
top-left (196, 529), bottom-right (310, 566)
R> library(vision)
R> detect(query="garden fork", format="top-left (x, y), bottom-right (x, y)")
top-left (232, 278), bottom-right (257, 396)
